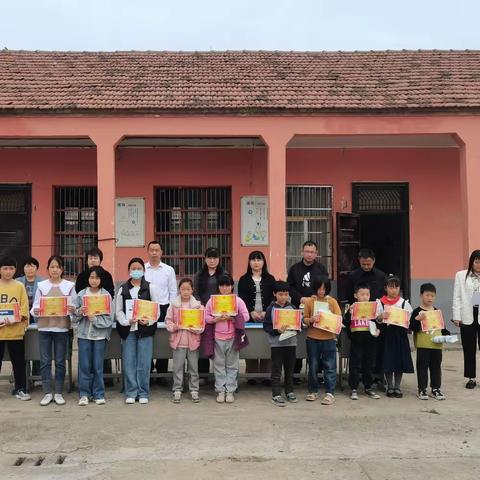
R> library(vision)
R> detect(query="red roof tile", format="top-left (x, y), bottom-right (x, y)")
top-left (1, 50), bottom-right (480, 113)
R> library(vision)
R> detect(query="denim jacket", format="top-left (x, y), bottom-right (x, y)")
top-left (73, 288), bottom-right (114, 340)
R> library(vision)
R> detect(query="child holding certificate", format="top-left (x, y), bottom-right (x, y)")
top-left (165, 278), bottom-right (205, 403)
top-left (115, 258), bottom-right (161, 405)
top-left (32, 256), bottom-right (76, 406)
top-left (410, 283), bottom-right (449, 400)
top-left (303, 277), bottom-right (341, 405)
top-left (343, 284), bottom-right (383, 400)
top-left (378, 275), bottom-right (413, 398)
top-left (73, 266), bottom-right (114, 406)
top-left (263, 281), bottom-right (299, 407)
top-left (0, 256), bottom-right (30, 401)
top-left (204, 275), bottom-right (249, 404)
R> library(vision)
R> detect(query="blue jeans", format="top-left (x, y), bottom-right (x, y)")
top-left (307, 337), bottom-right (337, 394)
top-left (122, 333), bottom-right (153, 399)
top-left (39, 331), bottom-right (69, 394)
top-left (78, 338), bottom-right (107, 399)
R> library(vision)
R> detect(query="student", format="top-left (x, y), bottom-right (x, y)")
top-left (204, 275), bottom-right (249, 404)
top-left (115, 258), bottom-right (160, 404)
top-left (378, 275), bottom-right (414, 398)
top-left (0, 256), bottom-right (30, 401)
top-left (343, 283), bottom-right (382, 400)
top-left (263, 280), bottom-right (298, 407)
top-left (32, 255), bottom-right (76, 406)
top-left (17, 256), bottom-right (44, 324)
top-left (165, 278), bottom-right (204, 403)
top-left (73, 266), bottom-right (114, 406)
top-left (75, 247), bottom-right (115, 297)
top-left (410, 283), bottom-right (449, 400)
top-left (238, 250), bottom-right (275, 384)
top-left (303, 277), bottom-right (341, 405)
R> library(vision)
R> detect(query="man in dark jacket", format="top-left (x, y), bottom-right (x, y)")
top-left (287, 240), bottom-right (329, 383)
top-left (347, 249), bottom-right (386, 303)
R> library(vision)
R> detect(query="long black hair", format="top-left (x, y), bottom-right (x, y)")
top-left (466, 250), bottom-right (480, 280)
top-left (245, 250), bottom-right (270, 277)
top-left (196, 248), bottom-right (225, 296)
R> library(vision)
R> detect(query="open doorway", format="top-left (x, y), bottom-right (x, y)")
top-left (352, 183), bottom-right (410, 299)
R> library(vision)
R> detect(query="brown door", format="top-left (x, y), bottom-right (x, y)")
top-left (0, 185), bottom-right (31, 270)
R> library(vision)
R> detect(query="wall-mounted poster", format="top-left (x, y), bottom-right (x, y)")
top-left (115, 197), bottom-right (145, 247)
top-left (241, 196), bottom-right (268, 246)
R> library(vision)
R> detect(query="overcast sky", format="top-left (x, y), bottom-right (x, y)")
top-left (2, 0), bottom-right (479, 52)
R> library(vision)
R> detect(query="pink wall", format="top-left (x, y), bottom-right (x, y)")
top-left (0, 145), bottom-right (462, 280)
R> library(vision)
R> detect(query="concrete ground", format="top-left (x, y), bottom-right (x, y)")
top-left (0, 349), bottom-right (479, 480)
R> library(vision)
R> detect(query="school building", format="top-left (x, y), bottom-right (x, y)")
top-left (0, 50), bottom-right (479, 313)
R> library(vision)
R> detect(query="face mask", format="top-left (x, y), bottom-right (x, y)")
top-left (130, 270), bottom-right (144, 280)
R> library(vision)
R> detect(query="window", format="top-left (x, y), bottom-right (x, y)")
top-left (286, 186), bottom-right (333, 276)
top-left (54, 187), bottom-right (97, 278)
top-left (155, 187), bottom-right (231, 276)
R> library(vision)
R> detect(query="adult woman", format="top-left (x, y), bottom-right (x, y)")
top-left (194, 248), bottom-right (227, 379)
top-left (115, 258), bottom-right (160, 404)
top-left (453, 250), bottom-right (480, 389)
top-left (238, 251), bottom-right (275, 384)
top-left (32, 256), bottom-right (76, 406)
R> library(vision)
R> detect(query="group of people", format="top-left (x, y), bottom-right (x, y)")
top-left (0, 241), bottom-right (479, 408)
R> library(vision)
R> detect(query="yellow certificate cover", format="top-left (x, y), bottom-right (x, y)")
top-left (314, 311), bottom-right (342, 334)
top-left (39, 296), bottom-right (68, 317)
top-left (385, 306), bottom-right (410, 329)
top-left (351, 302), bottom-right (377, 321)
top-left (132, 299), bottom-right (159, 322)
top-left (421, 310), bottom-right (444, 332)
top-left (178, 309), bottom-right (205, 330)
top-left (273, 309), bottom-right (301, 331)
top-left (0, 302), bottom-right (21, 325)
top-left (211, 295), bottom-right (238, 317)
top-left (82, 295), bottom-right (111, 316)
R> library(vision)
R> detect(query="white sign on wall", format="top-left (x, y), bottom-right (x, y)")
top-left (115, 197), bottom-right (145, 247)
top-left (241, 196), bottom-right (269, 246)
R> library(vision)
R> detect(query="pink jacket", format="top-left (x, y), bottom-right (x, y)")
top-left (165, 295), bottom-right (204, 351)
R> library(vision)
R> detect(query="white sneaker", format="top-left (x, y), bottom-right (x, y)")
top-left (139, 397), bottom-right (149, 404)
top-left (40, 393), bottom-right (53, 406)
top-left (173, 391), bottom-right (182, 403)
top-left (225, 392), bottom-right (235, 404)
top-left (125, 397), bottom-right (135, 404)
top-left (350, 390), bottom-right (359, 400)
top-left (78, 396), bottom-right (89, 406)
top-left (95, 398), bottom-right (106, 405)
top-left (15, 390), bottom-right (31, 401)
top-left (191, 391), bottom-right (200, 403)
top-left (216, 392), bottom-right (225, 403)
top-left (54, 394), bottom-right (66, 405)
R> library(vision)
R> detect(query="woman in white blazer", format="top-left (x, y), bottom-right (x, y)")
top-left (453, 250), bottom-right (480, 388)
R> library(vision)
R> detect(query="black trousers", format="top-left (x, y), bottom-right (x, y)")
top-left (153, 304), bottom-right (169, 373)
top-left (0, 339), bottom-right (26, 391)
top-left (460, 306), bottom-right (480, 379)
top-left (416, 348), bottom-right (442, 391)
top-left (271, 346), bottom-right (296, 396)
top-left (348, 333), bottom-right (376, 390)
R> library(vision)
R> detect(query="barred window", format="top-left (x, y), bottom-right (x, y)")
top-left (54, 187), bottom-right (97, 278)
top-left (155, 187), bottom-right (232, 276)
top-left (286, 186), bottom-right (333, 276)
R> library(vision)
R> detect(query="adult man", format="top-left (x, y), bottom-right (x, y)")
top-left (287, 241), bottom-right (329, 382)
top-left (144, 241), bottom-right (177, 384)
top-left (347, 249), bottom-right (386, 302)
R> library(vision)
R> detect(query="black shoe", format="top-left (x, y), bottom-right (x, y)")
top-left (386, 389), bottom-right (395, 398)
top-left (393, 388), bottom-right (403, 398)
top-left (466, 379), bottom-right (476, 389)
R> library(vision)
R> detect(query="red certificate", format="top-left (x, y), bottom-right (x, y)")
top-left (132, 299), bottom-right (159, 322)
top-left (39, 296), bottom-right (68, 317)
top-left (351, 302), bottom-right (377, 321)
top-left (178, 309), bottom-right (205, 330)
top-left (82, 295), bottom-right (111, 316)
top-left (0, 302), bottom-right (21, 326)
top-left (314, 311), bottom-right (343, 334)
top-left (421, 310), bottom-right (445, 332)
top-left (272, 309), bottom-right (301, 331)
top-left (211, 295), bottom-right (238, 317)
top-left (384, 306), bottom-right (410, 329)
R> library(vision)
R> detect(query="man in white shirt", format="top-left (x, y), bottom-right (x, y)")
top-left (144, 240), bottom-right (177, 384)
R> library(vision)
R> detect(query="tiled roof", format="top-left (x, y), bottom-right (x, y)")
top-left (1, 50), bottom-right (480, 113)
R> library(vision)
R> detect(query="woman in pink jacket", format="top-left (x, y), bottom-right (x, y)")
top-left (165, 278), bottom-right (205, 403)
